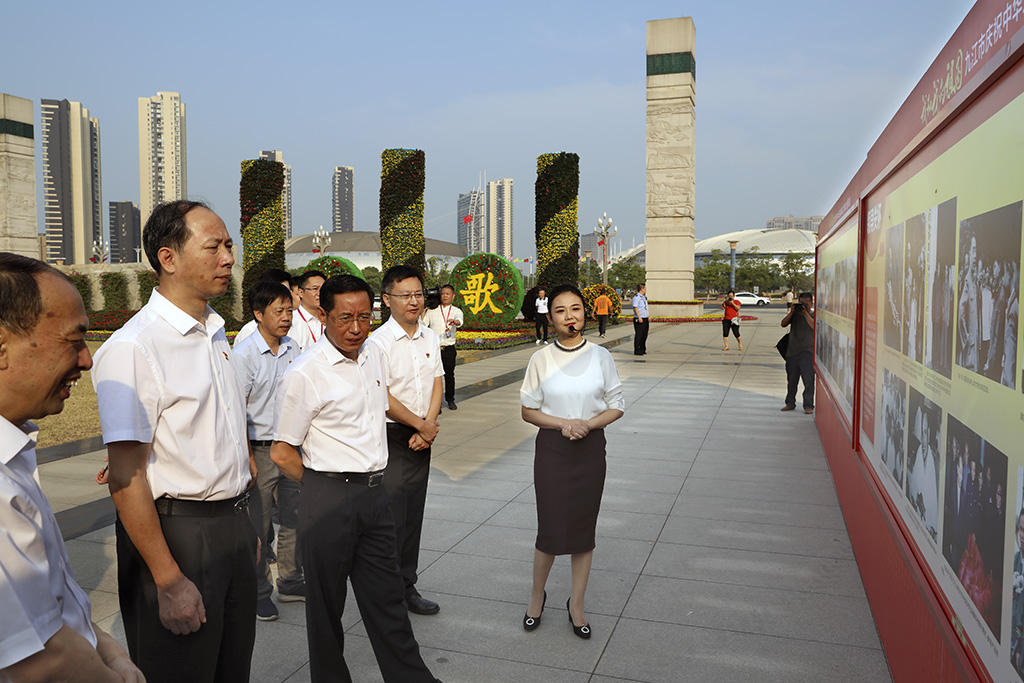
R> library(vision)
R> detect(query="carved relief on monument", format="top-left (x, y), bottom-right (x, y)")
top-left (646, 169), bottom-right (694, 218)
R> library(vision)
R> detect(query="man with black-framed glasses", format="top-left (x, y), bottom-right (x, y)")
top-left (369, 265), bottom-right (444, 616)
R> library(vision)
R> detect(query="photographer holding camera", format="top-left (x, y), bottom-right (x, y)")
top-left (721, 290), bottom-right (742, 351)
top-left (781, 292), bottom-right (815, 414)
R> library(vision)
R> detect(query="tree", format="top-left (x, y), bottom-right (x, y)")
top-left (578, 259), bottom-right (602, 288)
top-left (608, 256), bottom-right (645, 293)
top-left (361, 266), bottom-right (382, 294)
top-left (424, 256), bottom-right (451, 289)
top-left (735, 247), bottom-right (780, 292)
top-left (694, 249), bottom-right (730, 294)
top-left (779, 251), bottom-right (815, 291)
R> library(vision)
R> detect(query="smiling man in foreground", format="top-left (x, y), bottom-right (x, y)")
top-left (0, 253), bottom-right (144, 682)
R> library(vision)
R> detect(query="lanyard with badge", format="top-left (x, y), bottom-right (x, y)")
top-left (440, 305), bottom-right (454, 339)
top-left (297, 308), bottom-right (320, 343)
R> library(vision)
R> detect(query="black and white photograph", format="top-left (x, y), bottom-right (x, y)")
top-left (884, 221), bottom-right (904, 353)
top-left (924, 198), bottom-right (956, 379)
top-left (817, 254), bottom-right (857, 321)
top-left (903, 212), bottom-right (927, 364)
top-left (879, 368), bottom-right (907, 488)
top-left (815, 319), bottom-right (854, 413)
top-left (956, 200), bottom-right (1022, 388)
top-left (942, 414), bottom-right (1006, 641)
top-left (1011, 467), bottom-right (1024, 678)
top-left (905, 387), bottom-right (941, 542)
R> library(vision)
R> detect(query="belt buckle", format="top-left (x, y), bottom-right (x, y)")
top-left (234, 492), bottom-right (250, 514)
top-left (367, 472), bottom-right (384, 488)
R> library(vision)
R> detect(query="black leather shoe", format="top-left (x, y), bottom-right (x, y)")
top-left (567, 597), bottom-right (591, 639)
top-left (406, 593), bottom-right (440, 615)
top-left (523, 590), bottom-right (546, 631)
top-left (447, 400), bottom-right (458, 410)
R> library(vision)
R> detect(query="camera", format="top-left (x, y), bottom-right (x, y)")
top-left (793, 303), bottom-right (804, 313)
top-left (424, 286), bottom-right (441, 310)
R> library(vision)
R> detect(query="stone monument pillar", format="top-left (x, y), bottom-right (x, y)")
top-left (645, 18), bottom-right (701, 317)
top-left (0, 94), bottom-right (39, 258)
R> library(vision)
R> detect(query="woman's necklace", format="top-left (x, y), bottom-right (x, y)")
top-left (554, 338), bottom-right (587, 353)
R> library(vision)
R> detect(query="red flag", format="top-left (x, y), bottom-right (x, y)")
top-left (463, 214), bottom-right (473, 224)
top-left (312, 248), bottom-right (320, 254)
top-left (597, 239), bottom-right (604, 246)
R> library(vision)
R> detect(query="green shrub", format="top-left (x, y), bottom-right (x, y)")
top-left (99, 272), bottom-right (129, 311)
top-left (68, 273), bottom-right (93, 311)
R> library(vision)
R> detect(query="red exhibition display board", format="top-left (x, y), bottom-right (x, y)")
top-left (816, 2), bottom-right (1024, 681)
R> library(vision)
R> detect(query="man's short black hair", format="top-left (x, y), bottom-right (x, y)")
top-left (259, 268), bottom-right (293, 288)
top-left (440, 283), bottom-right (455, 293)
top-left (143, 200), bottom-right (210, 275)
top-left (0, 253), bottom-right (68, 335)
top-left (249, 281), bottom-right (292, 315)
top-left (381, 265), bottom-right (424, 293)
top-left (637, 283), bottom-right (645, 290)
top-left (320, 274), bottom-right (375, 314)
top-left (296, 269), bottom-right (327, 289)
top-left (547, 283), bottom-right (585, 309)
top-left (799, 292), bottom-right (813, 301)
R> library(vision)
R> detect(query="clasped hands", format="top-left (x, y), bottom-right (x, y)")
top-left (560, 418), bottom-right (590, 441)
top-left (409, 418), bottom-right (440, 451)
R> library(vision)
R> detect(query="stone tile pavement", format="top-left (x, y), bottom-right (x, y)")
top-left (47, 307), bottom-right (893, 682)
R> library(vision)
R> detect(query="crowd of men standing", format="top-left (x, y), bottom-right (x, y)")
top-left (0, 200), bottom-right (450, 683)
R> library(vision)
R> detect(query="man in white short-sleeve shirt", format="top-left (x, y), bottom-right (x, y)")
top-left (290, 269), bottom-right (326, 352)
top-left (270, 274), bottom-right (438, 683)
top-left (0, 253), bottom-right (143, 682)
top-left (370, 265), bottom-right (443, 616)
top-left (92, 201), bottom-right (257, 683)
top-left (421, 283), bottom-right (463, 410)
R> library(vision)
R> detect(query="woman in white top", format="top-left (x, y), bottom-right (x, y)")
top-left (520, 283), bottom-right (625, 639)
top-left (534, 289), bottom-right (549, 343)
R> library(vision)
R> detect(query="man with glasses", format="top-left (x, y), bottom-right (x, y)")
top-left (271, 274), bottom-right (441, 683)
top-left (369, 265), bottom-right (444, 616)
top-left (292, 269), bottom-right (326, 352)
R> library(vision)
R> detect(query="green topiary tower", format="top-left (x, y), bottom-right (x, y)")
top-left (380, 148), bottom-right (426, 276)
top-left (535, 152), bottom-right (580, 291)
top-left (240, 158), bottom-right (285, 322)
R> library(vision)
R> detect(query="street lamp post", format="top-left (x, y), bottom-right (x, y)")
top-left (312, 225), bottom-right (331, 255)
top-left (92, 237), bottom-right (109, 264)
top-left (728, 240), bottom-right (739, 290)
top-left (595, 213), bottom-right (617, 287)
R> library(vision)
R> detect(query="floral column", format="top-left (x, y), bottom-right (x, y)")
top-left (535, 152), bottom-right (580, 291)
top-left (240, 158), bottom-right (285, 322)
top-left (380, 148), bottom-right (426, 275)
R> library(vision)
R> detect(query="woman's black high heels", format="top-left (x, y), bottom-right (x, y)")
top-left (523, 591), bottom-right (547, 631)
top-left (567, 597), bottom-right (591, 639)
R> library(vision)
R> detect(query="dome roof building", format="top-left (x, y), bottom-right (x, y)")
top-left (284, 230), bottom-right (467, 271)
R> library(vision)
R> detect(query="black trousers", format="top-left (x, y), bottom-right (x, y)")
top-left (633, 317), bottom-right (649, 355)
top-left (785, 349), bottom-right (816, 409)
top-left (300, 470), bottom-right (433, 683)
top-left (535, 316), bottom-right (548, 341)
top-left (115, 508), bottom-right (257, 683)
top-left (440, 345), bottom-right (457, 403)
top-left (384, 422), bottom-right (431, 593)
top-left (597, 314), bottom-right (608, 336)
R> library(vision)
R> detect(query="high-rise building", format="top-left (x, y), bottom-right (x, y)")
top-left (486, 178), bottom-right (513, 259)
top-left (765, 215), bottom-right (824, 232)
top-left (457, 190), bottom-right (485, 254)
top-left (109, 201), bottom-right (141, 264)
top-left (259, 150), bottom-right (292, 239)
top-left (579, 231), bottom-right (600, 261)
top-left (41, 99), bottom-right (102, 265)
top-left (138, 91), bottom-right (186, 226)
top-left (332, 166), bottom-right (354, 232)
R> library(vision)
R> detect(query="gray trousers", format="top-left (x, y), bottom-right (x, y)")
top-left (249, 443), bottom-right (303, 598)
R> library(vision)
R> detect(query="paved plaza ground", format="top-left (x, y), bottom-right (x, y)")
top-left (45, 308), bottom-right (893, 682)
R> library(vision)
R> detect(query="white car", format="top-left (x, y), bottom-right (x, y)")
top-left (732, 291), bottom-right (770, 306)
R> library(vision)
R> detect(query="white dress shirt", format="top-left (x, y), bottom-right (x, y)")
top-left (422, 305), bottom-right (463, 348)
top-left (232, 319), bottom-right (258, 347)
top-left (368, 316), bottom-right (443, 420)
top-left (0, 418), bottom-right (96, 670)
top-left (231, 332), bottom-right (299, 441)
top-left (92, 288), bottom-right (250, 501)
top-left (520, 342), bottom-right (626, 420)
top-left (291, 306), bottom-right (325, 353)
top-left (274, 337), bottom-right (390, 474)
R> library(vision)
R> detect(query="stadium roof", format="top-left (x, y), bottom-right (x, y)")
top-left (695, 228), bottom-right (817, 256)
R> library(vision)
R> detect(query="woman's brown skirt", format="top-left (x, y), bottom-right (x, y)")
top-left (534, 427), bottom-right (606, 556)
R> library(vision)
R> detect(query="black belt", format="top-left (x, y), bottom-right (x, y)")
top-left (319, 469), bottom-right (385, 487)
top-left (155, 491), bottom-right (249, 517)
top-left (250, 439), bottom-right (274, 447)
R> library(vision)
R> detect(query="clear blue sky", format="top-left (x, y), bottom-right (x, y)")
top-left (4, 0), bottom-right (975, 258)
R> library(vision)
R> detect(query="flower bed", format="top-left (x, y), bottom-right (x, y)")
top-left (457, 329), bottom-right (534, 350)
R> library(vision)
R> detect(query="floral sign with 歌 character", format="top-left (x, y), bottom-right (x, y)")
top-left (450, 253), bottom-right (525, 327)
